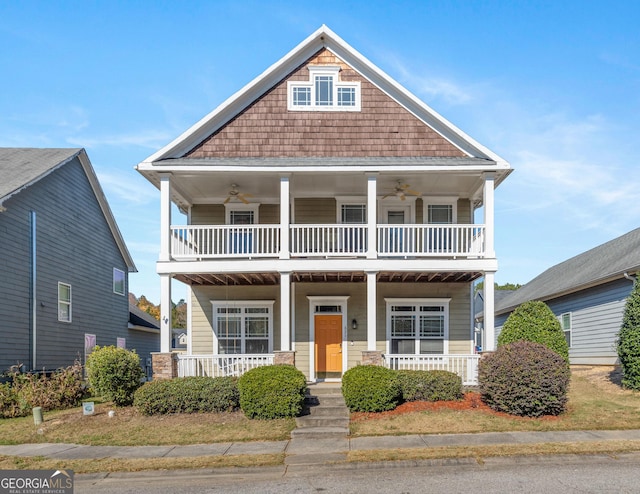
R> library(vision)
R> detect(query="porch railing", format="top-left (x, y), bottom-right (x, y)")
top-left (176, 354), bottom-right (274, 377)
top-left (383, 354), bottom-right (480, 386)
top-left (169, 224), bottom-right (485, 259)
top-left (377, 225), bottom-right (484, 257)
top-left (171, 225), bottom-right (280, 259)
top-left (290, 224), bottom-right (367, 256)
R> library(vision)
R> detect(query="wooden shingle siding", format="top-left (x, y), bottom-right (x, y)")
top-left (0, 158), bottom-right (130, 372)
top-left (186, 49), bottom-right (465, 159)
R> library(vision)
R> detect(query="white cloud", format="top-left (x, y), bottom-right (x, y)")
top-left (96, 171), bottom-right (158, 206)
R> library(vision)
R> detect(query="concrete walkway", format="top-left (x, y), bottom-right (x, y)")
top-left (2, 429), bottom-right (640, 463)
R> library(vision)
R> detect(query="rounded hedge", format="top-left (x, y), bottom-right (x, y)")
top-left (479, 340), bottom-right (571, 417)
top-left (617, 278), bottom-right (640, 390)
top-left (133, 376), bottom-right (239, 415)
top-left (397, 369), bottom-right (463, 402)
top-left (498, 300), bottom-right (569, 363)
top-left (341, 365), bottom-right (400, 412)
top-left (85, 346), bottom-right (144, 406)
top-left (237, 365), bottom-right (307, 419)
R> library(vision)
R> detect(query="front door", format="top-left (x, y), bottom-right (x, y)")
top-left (315, 314), bottom-right (342, 376)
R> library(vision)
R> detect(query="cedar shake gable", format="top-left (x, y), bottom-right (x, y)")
top-left (187, 49), bottom-right (465, 159)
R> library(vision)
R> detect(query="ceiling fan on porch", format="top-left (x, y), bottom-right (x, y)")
top-left (224, 184), bottom-right (253, 204)
top-left (382, 181), bottom-right (420, 201)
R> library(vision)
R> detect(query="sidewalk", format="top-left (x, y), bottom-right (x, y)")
top-left (2, 429), bottom-right (640, 463)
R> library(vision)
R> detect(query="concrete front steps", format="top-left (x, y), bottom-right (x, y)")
top-left (286, 383), bottom-right (350, 466)
top-left (292, 383), bottom-right (350, 438)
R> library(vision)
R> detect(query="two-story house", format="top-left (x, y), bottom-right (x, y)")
top-left (0, 147), bottom-right (158, 373)
top-left (137, 26), bottom-right (511, 384)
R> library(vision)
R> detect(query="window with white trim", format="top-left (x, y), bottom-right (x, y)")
top-left (386, 299), bottom-right (450, 354)
top-left (336, 198), bottom-right (366, 252)
top-left (560, 312), bottom-right (572, 347)
top-left (58, 282), bottom-right (72, 322)
top-left (212, 301), bottom-right (274, 354)
top-left (113, 268), bottom-right (125, 295)
top-left (288, 66), bottom-right (361, 111)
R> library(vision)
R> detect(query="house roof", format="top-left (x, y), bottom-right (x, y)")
top-left (129, 304), bottom-right (160, 331)
top-left (0, 147), bottom-right (136, 272)
top-left (495, 228), bottom-right (640, 315)
top-left (137, 25), bottom-right (510, 179)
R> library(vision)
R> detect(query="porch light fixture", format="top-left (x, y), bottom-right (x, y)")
top-left (352, 319), bottom-right (358, 330)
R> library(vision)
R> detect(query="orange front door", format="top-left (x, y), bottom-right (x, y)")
top-left (315, 315), bottom-right (342, 373)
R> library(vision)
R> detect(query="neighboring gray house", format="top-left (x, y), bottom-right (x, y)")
top-left (128, 304), bottom-right (161, 379)
top-left (0, 148), bottom-right (157, 372)
top-left (494, 228), bottom-right (640, 365)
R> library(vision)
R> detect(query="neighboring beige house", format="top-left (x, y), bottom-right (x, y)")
top-left (137, 25), bottom-right (511, 384)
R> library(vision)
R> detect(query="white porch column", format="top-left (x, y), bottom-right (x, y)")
top-left (483, 271), bottom-right (496, 352)
top-left (366, 271), bottom-right (377, 350)
top-left (483, 172), bottom-right (496, 258)
top-left (160, 274), bottom-right (172, 353)
top-left (280, 271), bottom-right (291, 351)
top-left (159, 173), bottom-right (172, 262)
top-left (279, 175), bottom-right (290, 260)
top-left (366, 174), bottom-right (377, 259)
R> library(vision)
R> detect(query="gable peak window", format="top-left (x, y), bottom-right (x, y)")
top-left (288, 66), bottom-right (361, 111)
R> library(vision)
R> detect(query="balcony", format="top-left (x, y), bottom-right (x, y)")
top-left (170, 224), bottom-right (485, 260)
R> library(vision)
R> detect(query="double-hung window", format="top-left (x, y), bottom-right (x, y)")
top-left (58, 282), bottom-right (72, 322)
top-left (113, 268), bottom-right (125, 295)
top-left (212, 301), bottom-right (274, 354)
top-left (337, 199), bottom-right (366, 253)
top-left (288, 66), bottom-right (361, 111)
top-left (560, 312), bottom-right (572, 347)
top-left (386, 299), bottom-right (450, 354)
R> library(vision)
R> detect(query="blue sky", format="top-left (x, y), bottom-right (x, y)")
top-left (2, 1), bottom-right (639, 303)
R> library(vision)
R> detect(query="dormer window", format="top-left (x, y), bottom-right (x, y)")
top-left (288, 66), bottom-right (361, 111)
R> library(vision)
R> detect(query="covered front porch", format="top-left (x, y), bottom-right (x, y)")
top-left (175, 352), bottom-right (481, 386)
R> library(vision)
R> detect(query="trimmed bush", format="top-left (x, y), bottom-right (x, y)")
top-left (342, 365), bottom-right (400, 412)
top-left (0, 363), bottom-right (85, 418)
top-left (498, 300), bottom-right (569, 363)
top-left (617, 278), bottom-right (640, 390)
top-left (479, 340), bottom-right (571, 417)
top-left (134, 376), bottom-right (239, 415)
top-left (238, 365), bottom-right (307, 419)
top-left (86, 346), bottom-right (144, 406)
top-left (397, 370), bottom-right (463, 402)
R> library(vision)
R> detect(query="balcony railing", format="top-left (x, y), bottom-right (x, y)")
top-left (172, 225), bottom-right (280, 259)
top-left (176, 354), bottom-right (274, 377)
top-left (169, 224), bottom-right (485, 260)
top-left (384, 354), bottom-right (480, 386)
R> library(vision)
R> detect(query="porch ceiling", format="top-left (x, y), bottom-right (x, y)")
top-left (174, 271), bottom-right (483, 286)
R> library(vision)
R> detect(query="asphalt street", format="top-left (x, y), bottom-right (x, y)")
top-left (76, 452), bottom-right (640, 493)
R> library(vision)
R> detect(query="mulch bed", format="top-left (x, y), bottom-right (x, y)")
top-left (350, 392), bottom-right (559, 422)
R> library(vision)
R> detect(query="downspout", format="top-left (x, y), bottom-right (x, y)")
top-left (30, 211), bottom-right (37, 371)
top-left (624, 272), bottom-right (637, 282)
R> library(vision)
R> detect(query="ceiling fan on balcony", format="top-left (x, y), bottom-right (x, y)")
top-left (383, 181), bottom-right (420, 201)
top-left (224, 184), bottom-right (253, 204)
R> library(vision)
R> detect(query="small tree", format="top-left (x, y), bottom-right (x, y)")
top-left (498, 300), bottom-right (569, 363)
top-left (617, 278), bottom-right (640, 390)
top-left (86, 346), bottom-right (144, 406)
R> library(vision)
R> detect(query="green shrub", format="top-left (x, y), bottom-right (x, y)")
top-left (397, 370), bottom-right (463, 402)
top-left (341, 365), bottom-right (400, 412)
top-left (479, 340), bottom-right (571, 417)
top-left (238, 365), bottom-right (307, 419)
top-left (86, 346), bottom-right (144, 406)
top-left (0, 381), bottom-right (22, 418)
top-left (0, 363), bottom-right (85, 418)
top-left (498, 300), bottom-right (569, 363)
top-left (134, 376), bottom-right (239, 415)
top-left (617, 278), bottom-right (640, 390)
